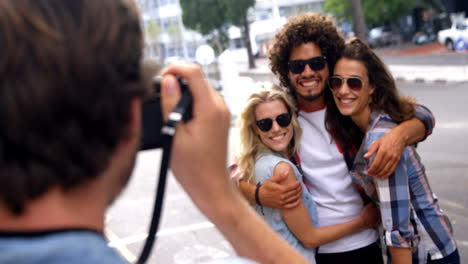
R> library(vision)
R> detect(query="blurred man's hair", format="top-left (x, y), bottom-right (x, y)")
top-left (0, 0), bottom-right (146, 215)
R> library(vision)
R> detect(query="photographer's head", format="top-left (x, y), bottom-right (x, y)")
top-left (0, 0), bottom-right (145, 221)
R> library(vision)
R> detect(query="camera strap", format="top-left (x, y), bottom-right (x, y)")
top-left (137, 86), bottom-right (192, 264)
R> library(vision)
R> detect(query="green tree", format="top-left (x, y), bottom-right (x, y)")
top-left (180, 0), bottom-right (257, 69)
top-left (180, 0), bottom-right (228, 54)
top-left (324, 0), bottom-right (418, 27)
top-left (222, 0), bottom-right (257, 69)
top-left (350, 0), bottom-right (367, 41)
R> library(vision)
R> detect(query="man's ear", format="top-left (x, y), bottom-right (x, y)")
top-left (370, 84), bottom-right (376, 95)
top-left (123, 98), bottom-right (142, 142)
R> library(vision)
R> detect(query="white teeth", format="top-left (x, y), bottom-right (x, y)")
top-left (272, 134), bottom-right (285, 140)
top-left (302, 80), bottom-right (318, 87)
top-left (340, 98), bottom-right (354, 104)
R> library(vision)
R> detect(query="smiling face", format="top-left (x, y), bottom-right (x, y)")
top-left (331, 58), bottom-right (374, 130)
top-left (254, 99), bottom-right (293, 156)
top-left (288, 42), bottom-right (329, 109)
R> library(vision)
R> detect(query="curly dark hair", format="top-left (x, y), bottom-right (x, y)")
top-left (268, 12), bottom-right (345, 91)
top-left (0, 0), bottom-right (145, 215)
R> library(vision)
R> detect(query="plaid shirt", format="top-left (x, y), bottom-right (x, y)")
top-left (351, 111), bottom-right (457, 264)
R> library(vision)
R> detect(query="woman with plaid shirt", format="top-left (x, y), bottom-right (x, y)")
top-left (325, 38), bottom-right (459, 264)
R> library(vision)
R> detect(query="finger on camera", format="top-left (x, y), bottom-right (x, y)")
top-left (160, 74), bottom-right (181, 121)
top-left (162, 62), bottom-right (210, 101)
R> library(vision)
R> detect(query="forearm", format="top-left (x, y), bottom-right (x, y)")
top-left (282, 203), bottom-right (365, 248)
top-left (238, 179), bottom-right (256, 205)
top-left (389, 247), bottom-right (412, 264)
top-left (308, 217), bottom-right (366, 247)
top-left (394, 118), bottom-right (426, 145)
top-left (375, 161), bottom-right (415, 251)
top-left (195, 180), bottom-right (307, 264)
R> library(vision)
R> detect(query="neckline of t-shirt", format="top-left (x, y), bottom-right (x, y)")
top-left (298, 103), bottom-right (326, 113)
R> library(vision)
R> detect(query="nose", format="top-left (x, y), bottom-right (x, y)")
top-left (302, 63), bottom-right (315, 76)
top-left (271, 120), bottom-right (282, 132)
top-left (337, 81), bottom-right (351, 94)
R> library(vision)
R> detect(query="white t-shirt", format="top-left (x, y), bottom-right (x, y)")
top-left (297, 107), bottom-right (378, 253)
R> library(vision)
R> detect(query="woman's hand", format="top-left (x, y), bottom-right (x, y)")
top-left (358, 203), bottom-right (380, 230)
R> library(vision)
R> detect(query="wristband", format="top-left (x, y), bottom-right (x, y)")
top-left (255, 182), bottom-right (262, 206)
top-left (255, 182), bottom-right (264, 215)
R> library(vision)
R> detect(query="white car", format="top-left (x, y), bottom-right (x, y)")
top-left (437, 19), bottom-right (468, 50)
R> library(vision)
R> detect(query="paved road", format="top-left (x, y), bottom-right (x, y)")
top-left (399, 81), bottom-right (468, 263)
top-left (105, 80), bottom-right (468, 263)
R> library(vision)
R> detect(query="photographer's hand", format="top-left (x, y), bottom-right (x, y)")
top-left (160, 62), bottom-right (307, 264)
top-left (161, 62), bottom-right (230, 197)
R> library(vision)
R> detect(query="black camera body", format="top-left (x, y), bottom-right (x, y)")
top-left (140, 77), bottom-right (192, 150)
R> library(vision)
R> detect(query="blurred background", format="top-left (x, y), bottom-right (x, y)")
top-left (134, 0), bottom-right (467, 66)
top-left (105, 1), bottom-right (468, 263)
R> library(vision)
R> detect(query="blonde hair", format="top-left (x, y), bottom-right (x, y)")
top-left (237, 82), bottom-right (302, 184)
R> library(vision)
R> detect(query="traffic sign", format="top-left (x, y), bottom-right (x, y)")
top-left (455, 38), bottom-right (467, 52)
top-left (195, 45), bottom-right (215, 65)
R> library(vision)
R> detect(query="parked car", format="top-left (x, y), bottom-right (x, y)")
top-left (437, 19), bottom-right (468, 51)
top-left (367, 27), bottom-right (400, 48)
top-left (413, 26), bottom-right (437, 45)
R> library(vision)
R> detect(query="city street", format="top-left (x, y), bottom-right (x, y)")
top-left (105, 60), bottom-right (468, 263)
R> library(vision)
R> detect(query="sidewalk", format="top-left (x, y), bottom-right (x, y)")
top-left (377, 42), bottom-right (468, 83)
top-left (239, 42), bottom-right (468, 83)
top-left (374, 42), bottom-right (447, 56)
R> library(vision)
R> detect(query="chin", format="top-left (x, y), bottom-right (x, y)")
top-left (340, 108), bottom-right (354, 116)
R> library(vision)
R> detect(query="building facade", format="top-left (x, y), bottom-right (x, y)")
top-left (135, 0), bottom-right (204, 62)
top-left (229, 0), bottom-right (324, 57)
top-left (135, 0), bottom-right (324, 61)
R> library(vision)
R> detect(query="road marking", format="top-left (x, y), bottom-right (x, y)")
top-left (458, 240), bottom-right (468, 248)
top-left (437, 121), bottom-right (468, 129)
top-left (159, 221), bottom-right (215, 237)
top-left (105, 228), bottom-right (137, 262)
top-left (108, 221), bottom-right (215, 248)
top-left (439, 199), bottom-right (465, 210)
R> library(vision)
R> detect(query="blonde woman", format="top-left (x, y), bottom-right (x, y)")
top-left (236, 83), bottom-right (379, 263)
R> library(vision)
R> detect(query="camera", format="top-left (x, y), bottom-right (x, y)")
top-left (140, 76), bottom-right (192, 150)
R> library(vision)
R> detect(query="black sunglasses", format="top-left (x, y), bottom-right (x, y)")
top-left (328, 76), bottom-right (363, 92)
top-left (256, 113), bottom-right (292, 132)
top-left (287, 56), bottom-right (327, 74)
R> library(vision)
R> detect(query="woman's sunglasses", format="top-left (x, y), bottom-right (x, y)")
top-left (287, 56), bottom-right (327, 74)
top-left (256, 113), bottom-right (292, 132)
top-left (328, 76), bottom-right (363, 92)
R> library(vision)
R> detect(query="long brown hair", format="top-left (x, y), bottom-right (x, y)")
top-left (326, 38), bottom-right (415, 154)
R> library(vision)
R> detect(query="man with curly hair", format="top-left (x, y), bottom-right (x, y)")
top-left (237, 12), bottom-right (436, 264)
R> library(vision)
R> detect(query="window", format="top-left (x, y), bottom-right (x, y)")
top-left (456, 24), bottom-right (467, 30)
